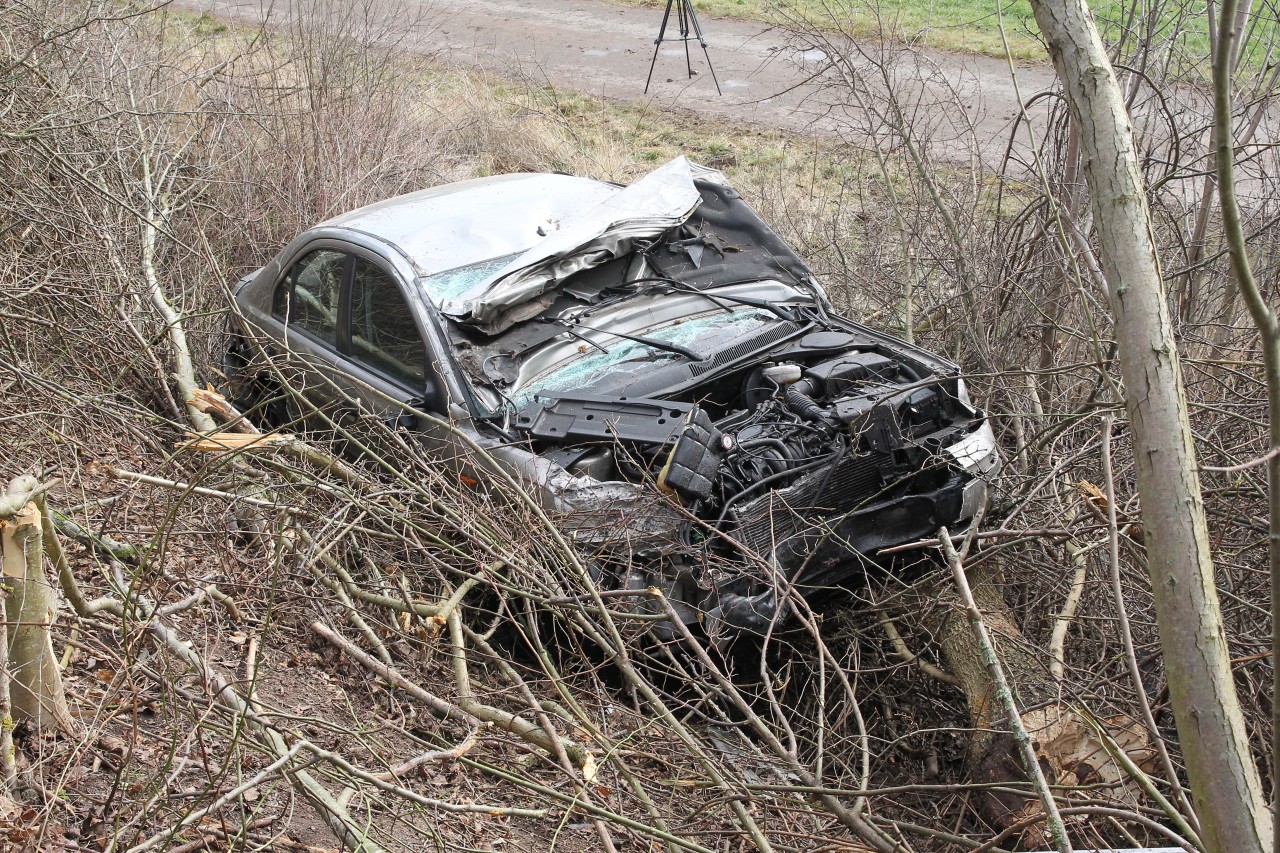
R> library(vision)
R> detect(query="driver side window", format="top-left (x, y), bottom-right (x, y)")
top-left (273, 249), bottom-right (348, 345)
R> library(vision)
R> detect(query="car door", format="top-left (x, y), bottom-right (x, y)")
top-left (340, 254), bottom-right (437, 422)
top-left (271, 244), bottom-right (452, 449)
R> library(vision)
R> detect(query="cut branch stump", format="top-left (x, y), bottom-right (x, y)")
top-left (0, 477), bottom-right (74, 735)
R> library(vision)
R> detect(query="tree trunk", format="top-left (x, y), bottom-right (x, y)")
top-left (1023, 0), bottom-right (1270, 848)
top-left (933, 563), bottom-right (1155, 847)
top-left (0, 478), bottom-right (73, 734)
top-left (0, 547), bottom-right (12, 789)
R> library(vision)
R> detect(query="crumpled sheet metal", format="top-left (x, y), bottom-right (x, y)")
top-left (482, 438), bottom-right (686, 553)
top-left (442, 156), bottom-right (703, 334)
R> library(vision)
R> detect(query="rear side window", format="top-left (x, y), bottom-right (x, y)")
top-left (274, 249), bottom-right (348, 344)
top-left (349, 258), bottom-right (427, 388)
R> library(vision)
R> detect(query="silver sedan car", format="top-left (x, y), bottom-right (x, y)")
top-left (224, 157), bottom-right (1000, 635)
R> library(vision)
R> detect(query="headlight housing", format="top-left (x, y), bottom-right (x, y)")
top-left (945, 417), bottom-right (1001, 520)
top-left (945, 421), bottom-right (1001, 476)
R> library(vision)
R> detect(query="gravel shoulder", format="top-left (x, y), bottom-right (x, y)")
top-left (189, 0), bottom-right (1059, 165)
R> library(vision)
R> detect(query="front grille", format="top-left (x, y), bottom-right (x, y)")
top-left (690, 322), bottom-right (800, 376)
top-left (733, 451), bottom-right (890, 557)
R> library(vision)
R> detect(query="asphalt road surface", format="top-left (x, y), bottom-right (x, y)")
top-left (186, 0), bottom-right (1060, 165)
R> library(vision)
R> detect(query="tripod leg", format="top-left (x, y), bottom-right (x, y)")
top-left (700, 37), bottom-right (721, 94)
top-left (678, 0), bottom-right (693, 80)
top-left (645, 0), bottom-right (678, 94)
top-left (683, 0), bottom-right (722, 95)
top-left (644, 40), bottom-right (663, 94)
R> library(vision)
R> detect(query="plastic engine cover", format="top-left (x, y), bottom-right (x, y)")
top-left (804, 352), bottom-right (895, 398)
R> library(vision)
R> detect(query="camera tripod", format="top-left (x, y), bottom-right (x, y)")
top-left (644, 0), bottom-right (722, 95)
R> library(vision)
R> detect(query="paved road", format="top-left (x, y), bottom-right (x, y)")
top-left (189, 0), bottom-right (1060, 165)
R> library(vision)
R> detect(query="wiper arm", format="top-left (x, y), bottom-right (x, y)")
top-left (627, 277), bottom-right (797, 321)
top-left (561, 325), bottom-right (610, 354)
top-left (680, 287), bottom-right (796, 321)
top-left (562, 321), bottom-right (704, 362)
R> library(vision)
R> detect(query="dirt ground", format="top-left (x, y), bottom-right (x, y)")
top-left (186, 0), bottom-right (1059, 166)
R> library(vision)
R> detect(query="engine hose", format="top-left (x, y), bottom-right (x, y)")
top-left (736, 438), bottom-right (796, 462)
top-left (679, 499), bottom-right (703, 547)
top-left (734, 438), bottom-right (795, 477)
top-left (784, 381), bottom-right (827, 423)
top-left (738, 438), bottom-right (826, 467)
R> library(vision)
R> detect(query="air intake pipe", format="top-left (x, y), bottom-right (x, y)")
top-left (762, 363), bottom-right (830, 423)
top-left (784, 379), bottom-right (827, 422)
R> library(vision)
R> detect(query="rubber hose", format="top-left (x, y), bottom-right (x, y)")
top-left (784, 381), bottom-right (827, 423)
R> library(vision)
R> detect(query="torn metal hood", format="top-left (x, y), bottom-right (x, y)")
top-left (441, 156), bottom-right (703, 334)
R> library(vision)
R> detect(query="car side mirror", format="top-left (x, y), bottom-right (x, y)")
top-left (384, 381), bottom-right (439, 431)
top-left (421, 376), bottom-right (443, 415)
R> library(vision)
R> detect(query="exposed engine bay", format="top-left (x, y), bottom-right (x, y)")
top-left (444, 170), bottom-right (1000, 634)
top-left (512, 340), bottom-right (990, 562)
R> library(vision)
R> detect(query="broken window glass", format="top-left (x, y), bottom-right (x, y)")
top-left (420, 254), bottom-right (522, 304)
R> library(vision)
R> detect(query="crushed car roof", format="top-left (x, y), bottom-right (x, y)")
top-left (321, 171), bottom-right (621, 276)
top-left (441, 156), bottom-right (704, 334)
top-left (314, 158), bottom-right (823, 332)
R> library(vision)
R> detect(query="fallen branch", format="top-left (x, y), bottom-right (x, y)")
top-left (190, 386), bottom-right (261, 435)
top-left (877, 609), bottom-right (960, 686)
top-left (46, 496), bottom-right (383, 853)
top-left (373, 730), bottom-right (477, 781)
top-left (877, 527), bottom-right (1079, 555)
top-left (125, 741), bottom-right (311, 853)
top-left (651, 588), bottom-right (899, 853)
top-left (48, 509), bottom-right (140, 565)
top-left (310, 620), bottom-right (591, 768)
top-left (177, 431), bottom-right (291, 453)
top-left (0, 478), bottom-right (58, 520)
top-left (1050, 535), bottom-right (1089, 681)
top-left (130, 616), bottom-right (386, 853)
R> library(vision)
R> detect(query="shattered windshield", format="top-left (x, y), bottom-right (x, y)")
top-left (511, 306), bottom-right (776, 409)
top-left (420, 254), bottom-right (522, 304)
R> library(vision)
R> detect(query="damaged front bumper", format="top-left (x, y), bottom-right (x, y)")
top-left (491, 408), bottom-right (1001, 637)
top-left (699, 421), bottom-right (1002, 636)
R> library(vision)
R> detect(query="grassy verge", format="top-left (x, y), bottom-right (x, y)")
top-left (704, 0), bottom-right (1044, 59)
top-left (167, 9), bottom-right (845, 179)
top-left (619, 0), bottom-right (1267, 68)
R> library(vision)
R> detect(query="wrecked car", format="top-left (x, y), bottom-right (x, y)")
top-left (224, 157), bottom-right (1001, 635)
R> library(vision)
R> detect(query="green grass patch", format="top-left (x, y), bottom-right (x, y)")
top-left (621, 0), bottom-right (1274, 69)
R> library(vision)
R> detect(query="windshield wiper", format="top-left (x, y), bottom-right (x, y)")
top-left (668, 283), bottom-right (798, 321)
top-left (561, 320), bottom-right (704, 362)
top-left (618, 277), bottom-right (797, 321)
top-left (561, 325), bottom-right (610, 354)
